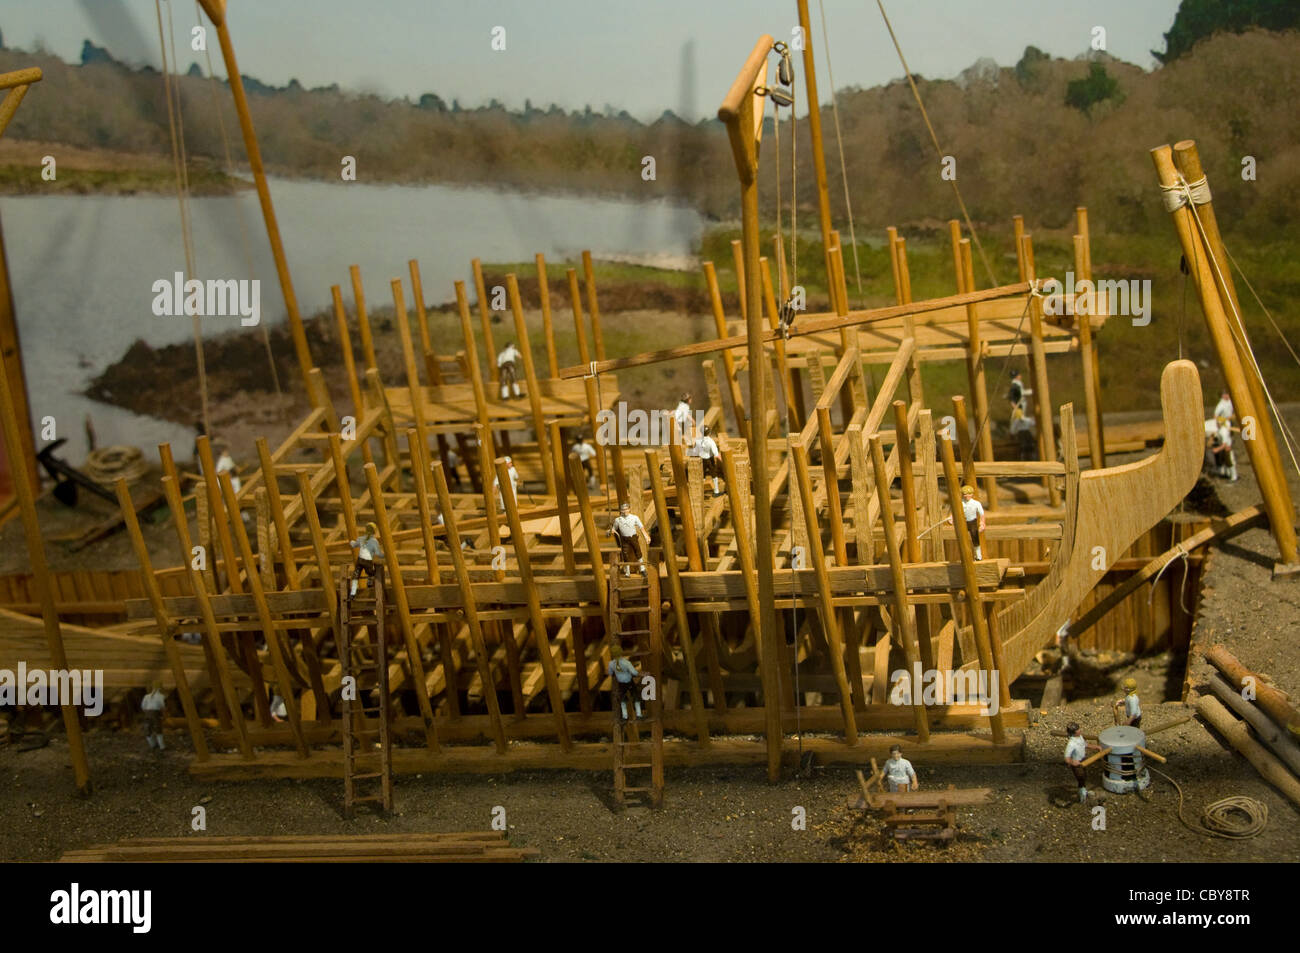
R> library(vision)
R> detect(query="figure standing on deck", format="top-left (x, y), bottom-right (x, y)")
top-left (349, 522), bottom-right (384, 598)
top-left (689, 425), bottom-right (723, 497)
top-left (1064, 721), bottom-right (1101, 804)
top-left (609, 501), bottom-right (649, 576)
top-left (672, 393), bottom-right (695, 444)
top-left (497, 341), bottom-right (523, 400)
top-left (572, 432), bottom-right (599, 489)
top-left (493, 455), bottom-right (520, 510)
top-left (141, 683), bottom-right (166, 752)
top-left (945, 484), bottom-right (986, 560)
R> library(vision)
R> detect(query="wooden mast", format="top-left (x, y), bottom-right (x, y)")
top-left (0, 66), bottom-right (90, 791)
top-left (1150, 144), bottom-right (1298, 569)
top-left (795, 0), bottom-right (836, 272)
top-left (719, 36), bottom-right (783, 781)
top-left (196, 0), bottom-right (314, 392)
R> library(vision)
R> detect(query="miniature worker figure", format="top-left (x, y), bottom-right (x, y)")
top-left (493, 455), bottom-right (520, 510)
top-left (1064, 722), bottom-right (1101, 803)
top-left (691, 425), bottom-right (723, 497)
top-left (1209, 417), bottom-right (1237, 481)
top-left (213, 439), bottom-right (241, 494)
top-left (672, 392), bottom-right (695, 444)
top-left (1117, 677), bottom-right (1142, 728)
top-left (609, 501), bottom-right (649, 575)
top-left (141, 683), bottom-right (166, 751)
top-left (349, 521), bottom-right (384, 598)
top-left (1010, 401), bottom-right (1037, 461)
top-left (497, 341), bottom-right (524, 400)
top-left (945, 485), bottom-right (986, 560)
top-left (881, 744), bottom-right (918, 793)
top-left (1213, 390), bottom-right (1235, 425)
top-left (444, 446), bottom-right (463, 488)
top-left (270, 693), bottom-right (287, 723)
top-left (572, 432), bottom-right (599, 489)
top-left (1006, 369), bottom-right (1025, 410)
top-left (607, 643), bottom-right (643, 723)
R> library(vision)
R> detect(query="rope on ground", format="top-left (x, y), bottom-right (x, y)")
top-left (875, 0), bottom-right (997, 288)
top-left (84, 446), bottom-right (150, 485)
top-left (1149, 765), bottom-right (1268, 839)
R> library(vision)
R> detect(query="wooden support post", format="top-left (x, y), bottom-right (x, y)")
top-left (392, 276), bottom-right (430, 491)
top-left (892, 401), bottom-right (921, 563)
top-left (0, 213), bottom-right (38, 494)
top-left (951, 396), bottom-right (976, 490)
top-left (816, 406), bottom-right (848, 565)
top-left (1013, 215), bottom-right (1027, 282)
top-left (948, 219), bottom-right (965, 294)
top-left (114, 479), bottom-right (209, 759)
top-left (790, 441), bottom-right (858, 744)
top-left (1172, 142), bottom-right (1290, 521)
top-left (199, 5), bottom-right (314, 391)
top-left (667, 440), bottom-right (704, 569)
top-left (567, 454), bottom-right (608, 614)
top-left (847, 423), bottom-right (875, 562)
top-left (731, 238), bottom-right (747, 321)
top-left (219, 474), bottom-right (310, 758)
top-left (495, 458), bottom-right (571, 749)
top-left (535, 253), bottom-right (559, 379)
top-left (361, 463), bottom-right (440, 750)
top-left (405, 430), bottom-right (442, 586)
top-left (719, 37), bottom-right (783, 777)
top-left (796, 0), bottom-right (836, 264)
top-left (960, 240), bottom-right (997, 507)
top-left (937, 438), bottom-right (1006, 742)
top-left (705, 260), bottom-right (749, 442)
top-left (160, 474), bottom-right (253, 759)
top-left (294, 471), bottom-right (337, 610)
top-left (1075, 207), bottom-right (1106, 465)
top-left (430, 461), bottom-right (507, 752)
top-left (471, 258), bottom-right (499, 382)
top-left (1151, 144), bottom-right (1298, 566)
top-left (349, 265), bottom-right (378, 372)
top-left (869, 435), bottom-right (930, 742)
top-left (408, 259), bottom-right (439, 382)
top-left (326, 434), bottom-right (359, 541)
top-left (506, 273), bottom-right (555, 496)
top-left (548, 423), bottom-right (577, 573)
top-left (567, 269), bottom-right (609, 489)
top-left (761, 256), bottom-right (801, 427)
top-left (648, 451), bottom-right (723, 720)
top-left (894, 236), bottom-right (925, 407)
top-left (1021, 235), bottom-right (1060, 506)
top-left (1073, 234), bottom-right (1105, 471)
top-left (331, 284), bottom-right (365, 418)
top-left (581, 250), bottom-right (606, 362)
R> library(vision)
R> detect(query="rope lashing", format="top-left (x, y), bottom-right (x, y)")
top-left (1159, 175), bottom-right (1213, 213)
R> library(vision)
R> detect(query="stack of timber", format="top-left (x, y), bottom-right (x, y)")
top-left (58, 832), bottom-right (537, 863)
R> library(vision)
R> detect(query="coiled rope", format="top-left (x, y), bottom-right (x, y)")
top-left (1150, 765), bottom-right (1268, 839)
top-left (84, 445), bottom-right (150, 485)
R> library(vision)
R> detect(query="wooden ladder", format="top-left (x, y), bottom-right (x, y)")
top-left (339, 565), bottom-right (393, 817)
top-left (608, 551), bottom-right (664, 808)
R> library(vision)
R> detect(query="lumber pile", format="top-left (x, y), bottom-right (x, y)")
top-left (58, 832), bottom-right (538, 863)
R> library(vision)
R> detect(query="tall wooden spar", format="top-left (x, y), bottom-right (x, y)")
top-left (0, 67), bottom-right (91, 791)
top-left (196, 0), bottom-right (314, 391)
top-left (718, 37), bottom-right (783, 780)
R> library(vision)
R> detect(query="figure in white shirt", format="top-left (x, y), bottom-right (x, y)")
top-left (348, 522), bottom-right (384, 598)
top-left (1213, 391), bottom-right (1234, 425)
top-left (214, 440), bottom-right (241, 494)
top-left (672, 392), bottom-right (695, 444)
top-left (609, 501), bottom-right (649, 576)
top-left (944, 484), bottom-right (986, 560)
top-left (493, 455), bottom-right (520, 510)
top-left (691, 425), bottom-right (723, 497)
top-left (497, 342), bottom-right (523, 400)
top-left (1064, 721), bottom-right (1101, 804)
top-left (141, 683), bottom-right (166, 751)
top-left (1209, 417), bottom-right (1236, 481)
top-left (571, 433), bottom-right (599, 489)
top-left (607, 644), bottom-right (643, 723)
top-left (881, 744), bottom-right (917, 793)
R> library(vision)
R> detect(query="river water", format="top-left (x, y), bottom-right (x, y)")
top-left (0, 178), bottom-right (705, 462)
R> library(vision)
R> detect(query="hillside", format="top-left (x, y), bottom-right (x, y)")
top-left (1, 29), bottom-right (1299, 236)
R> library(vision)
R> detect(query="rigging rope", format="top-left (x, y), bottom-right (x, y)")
top-left (195, 0), bottom-right (283, 397)
top-left (155, 0), bottom-right (211, 439)
top-left (874, 0), bottom-right (998, 288)
top-left (818, 0), bottom-right (863, 306)
top-left (1150, 766), bottom-right (1268, 839)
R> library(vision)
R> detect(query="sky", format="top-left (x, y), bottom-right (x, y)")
top-left (1, 0), bottom-right (1184, 121)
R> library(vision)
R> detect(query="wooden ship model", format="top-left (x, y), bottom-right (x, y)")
top-left (2, 3), bottom-right (1294, 800)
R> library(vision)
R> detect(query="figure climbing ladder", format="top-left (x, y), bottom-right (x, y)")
top-left (608, 549), bottom-right (664, 808)
top-left (338, 565), bottom-right (393, 817)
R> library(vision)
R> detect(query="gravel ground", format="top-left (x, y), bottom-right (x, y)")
top-left (4, 413), bottom-right (1299, 864)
